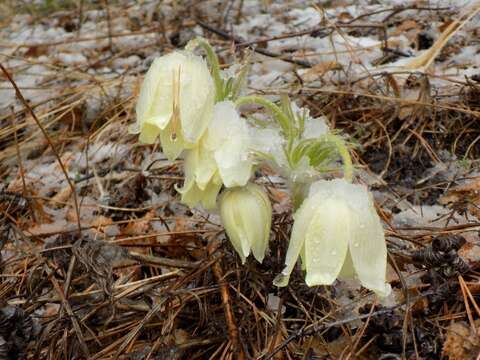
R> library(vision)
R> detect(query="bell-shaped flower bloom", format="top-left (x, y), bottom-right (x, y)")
top-left (203, 101), bottom-right (253, 187)
top-left (134, 51), bottom-right (215, 160)
top-left (177, 101), bottom-right (253, 208)
top-left (274, 179), bottom-right (391, 297)
top-left (220, 183), bottom-right (272, 263)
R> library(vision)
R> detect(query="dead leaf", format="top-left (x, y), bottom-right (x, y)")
top-left (390, 19), bottom-right (421, 41)
top-left (91, 215), bottom-right (114, 236)
top-left (302, 61), bottom-right (343, 82)
top-left (451, 177), bottom-right (480, 192)
top-left (439, 177), bottom-right (480, 219)
top-left (458, 240), bottom-right (480, 269)
top-left (24, 45), bottom-right (49, 58)
top-left (338, 11), bottom-right (353, 22)
top-left (443, 321), bottom-right (480, 360)
top-left (121, 209), bottom-right (156, 254)
top-left (51, 185), bottom-right (72, 207)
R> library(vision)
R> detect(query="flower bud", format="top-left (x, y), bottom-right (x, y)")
top-left (220, 184), bottom-right (272, 263)
top-left (274, 179), bottom-right (390, 297)
top-left (134, 51), bottom-right (215, 160)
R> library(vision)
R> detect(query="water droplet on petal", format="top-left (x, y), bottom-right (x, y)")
top-left (330, 250), bottom-right (337, 256)
top-left (359, 223), bottom-right (365, 229)
top-left (353, 242), bottom-right (360, 248)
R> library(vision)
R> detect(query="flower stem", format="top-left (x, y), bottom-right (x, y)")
top-left (324, 134), bottom-right (353, 182)
top-left (235, 96), bottom-right (291, 134)
top-left (186, 38), bottom-right (224, 101)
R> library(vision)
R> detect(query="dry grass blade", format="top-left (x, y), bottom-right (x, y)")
top-left (0, 63), bottom-right (82, 233)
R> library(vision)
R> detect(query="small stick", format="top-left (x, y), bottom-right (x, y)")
top-left (10, 108), bottom-right (37, 222)
top-left (196, 20), bottom-right (312, 68)
top-left (76, 0), bottom-right (84, 37)
top-left (103, 0), bottom-right (113, 51)
top-left (48, 269), bottom-right (91, 358)
top-left (208, 237), bottom-right (245, 360)
top-left (344, 300), bottom-right (376, 359)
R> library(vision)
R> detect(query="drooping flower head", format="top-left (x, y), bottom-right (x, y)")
top-left (274, 178), bottom-right (391, 297)
top-left (176, 101), bottom-right (253, 208)
top-left (203, 101), bottom-right (252, 187)
top-left (220, 183), bottom-right (272, 263)
top-left (134, 51), bottom-right (215, 160)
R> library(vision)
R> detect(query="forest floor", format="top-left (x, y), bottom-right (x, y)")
top-left (1, 0), bottom-right (480, 359)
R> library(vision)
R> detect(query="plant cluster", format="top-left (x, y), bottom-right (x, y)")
top-left (130, 38), bottom-right (390, 297)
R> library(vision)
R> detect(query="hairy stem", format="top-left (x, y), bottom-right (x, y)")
top-left (235, 95), bottom-right (291, 134)
top-left (324, 134), bottom-right (353, 182)
top-left (186, 38), bottom-right (224, 101)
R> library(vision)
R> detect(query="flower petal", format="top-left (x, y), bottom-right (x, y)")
top-left (300, 244), bottom-right (306, 271)
top-left (176, 177), bottom-right (201, 208)
top-left (220, 184), bottom-right (271, 264)
top-left (206, 101), bottom-right (252, 187)
top-left (177, 173), bottom-right (221, 210)
top-left (220, 190), bottom-right (250, 263)
top-left (338, 250), bottom-right (355, 279)
top-left (135, 52), bottom-right (215, 156)
top-left (216, 159), bottom-right (252, 188)
top-left (159, 122), bottom-right (186, 160)
top-left (199, 174), bottom-right (222, 209)
top-left (135, 58), bottom-right (165, 127)
top-left (195, 145), bottom-right (217, 190)
top-left (139, 122), bottom-right (161, 144)
top-left (349, 195), bottom-right (391, 297)
top-left (178, 53), bottom-right (215, 143)
top-left (274, 199), bottom-right (314, 287)
top-left (136, 56), bottom-right (175, 131)
top-left (304, 198), bottom-right (349, 286)
top-left (246, 185), bottom-right (272, 263)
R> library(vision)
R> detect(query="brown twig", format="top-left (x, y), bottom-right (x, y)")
top-left (129, 251), bottom-right (201, 269)
top-left (48, 267), bottom-right (91, 358)
top-left (10, 108), bottom-right (36, 222)
top-left (103, 0), bottom-right (113, 51)
top-left (344, 300), bottom-right (376, 359)
top-left (196, 20), bottom-right (312, 68)
top-left (208, 237), bottom-right (245, 360)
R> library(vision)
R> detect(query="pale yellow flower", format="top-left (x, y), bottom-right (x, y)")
top-left (220, 183), bottom-right (272, 263)
top-left (176, 101), bottom-right (254, 209)
top-left (274, 179), bottom-right (390, 297)
top-left (203, 101), bottom-right (253, 187)
top-left (134, 51), bottom-right (215, 160)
